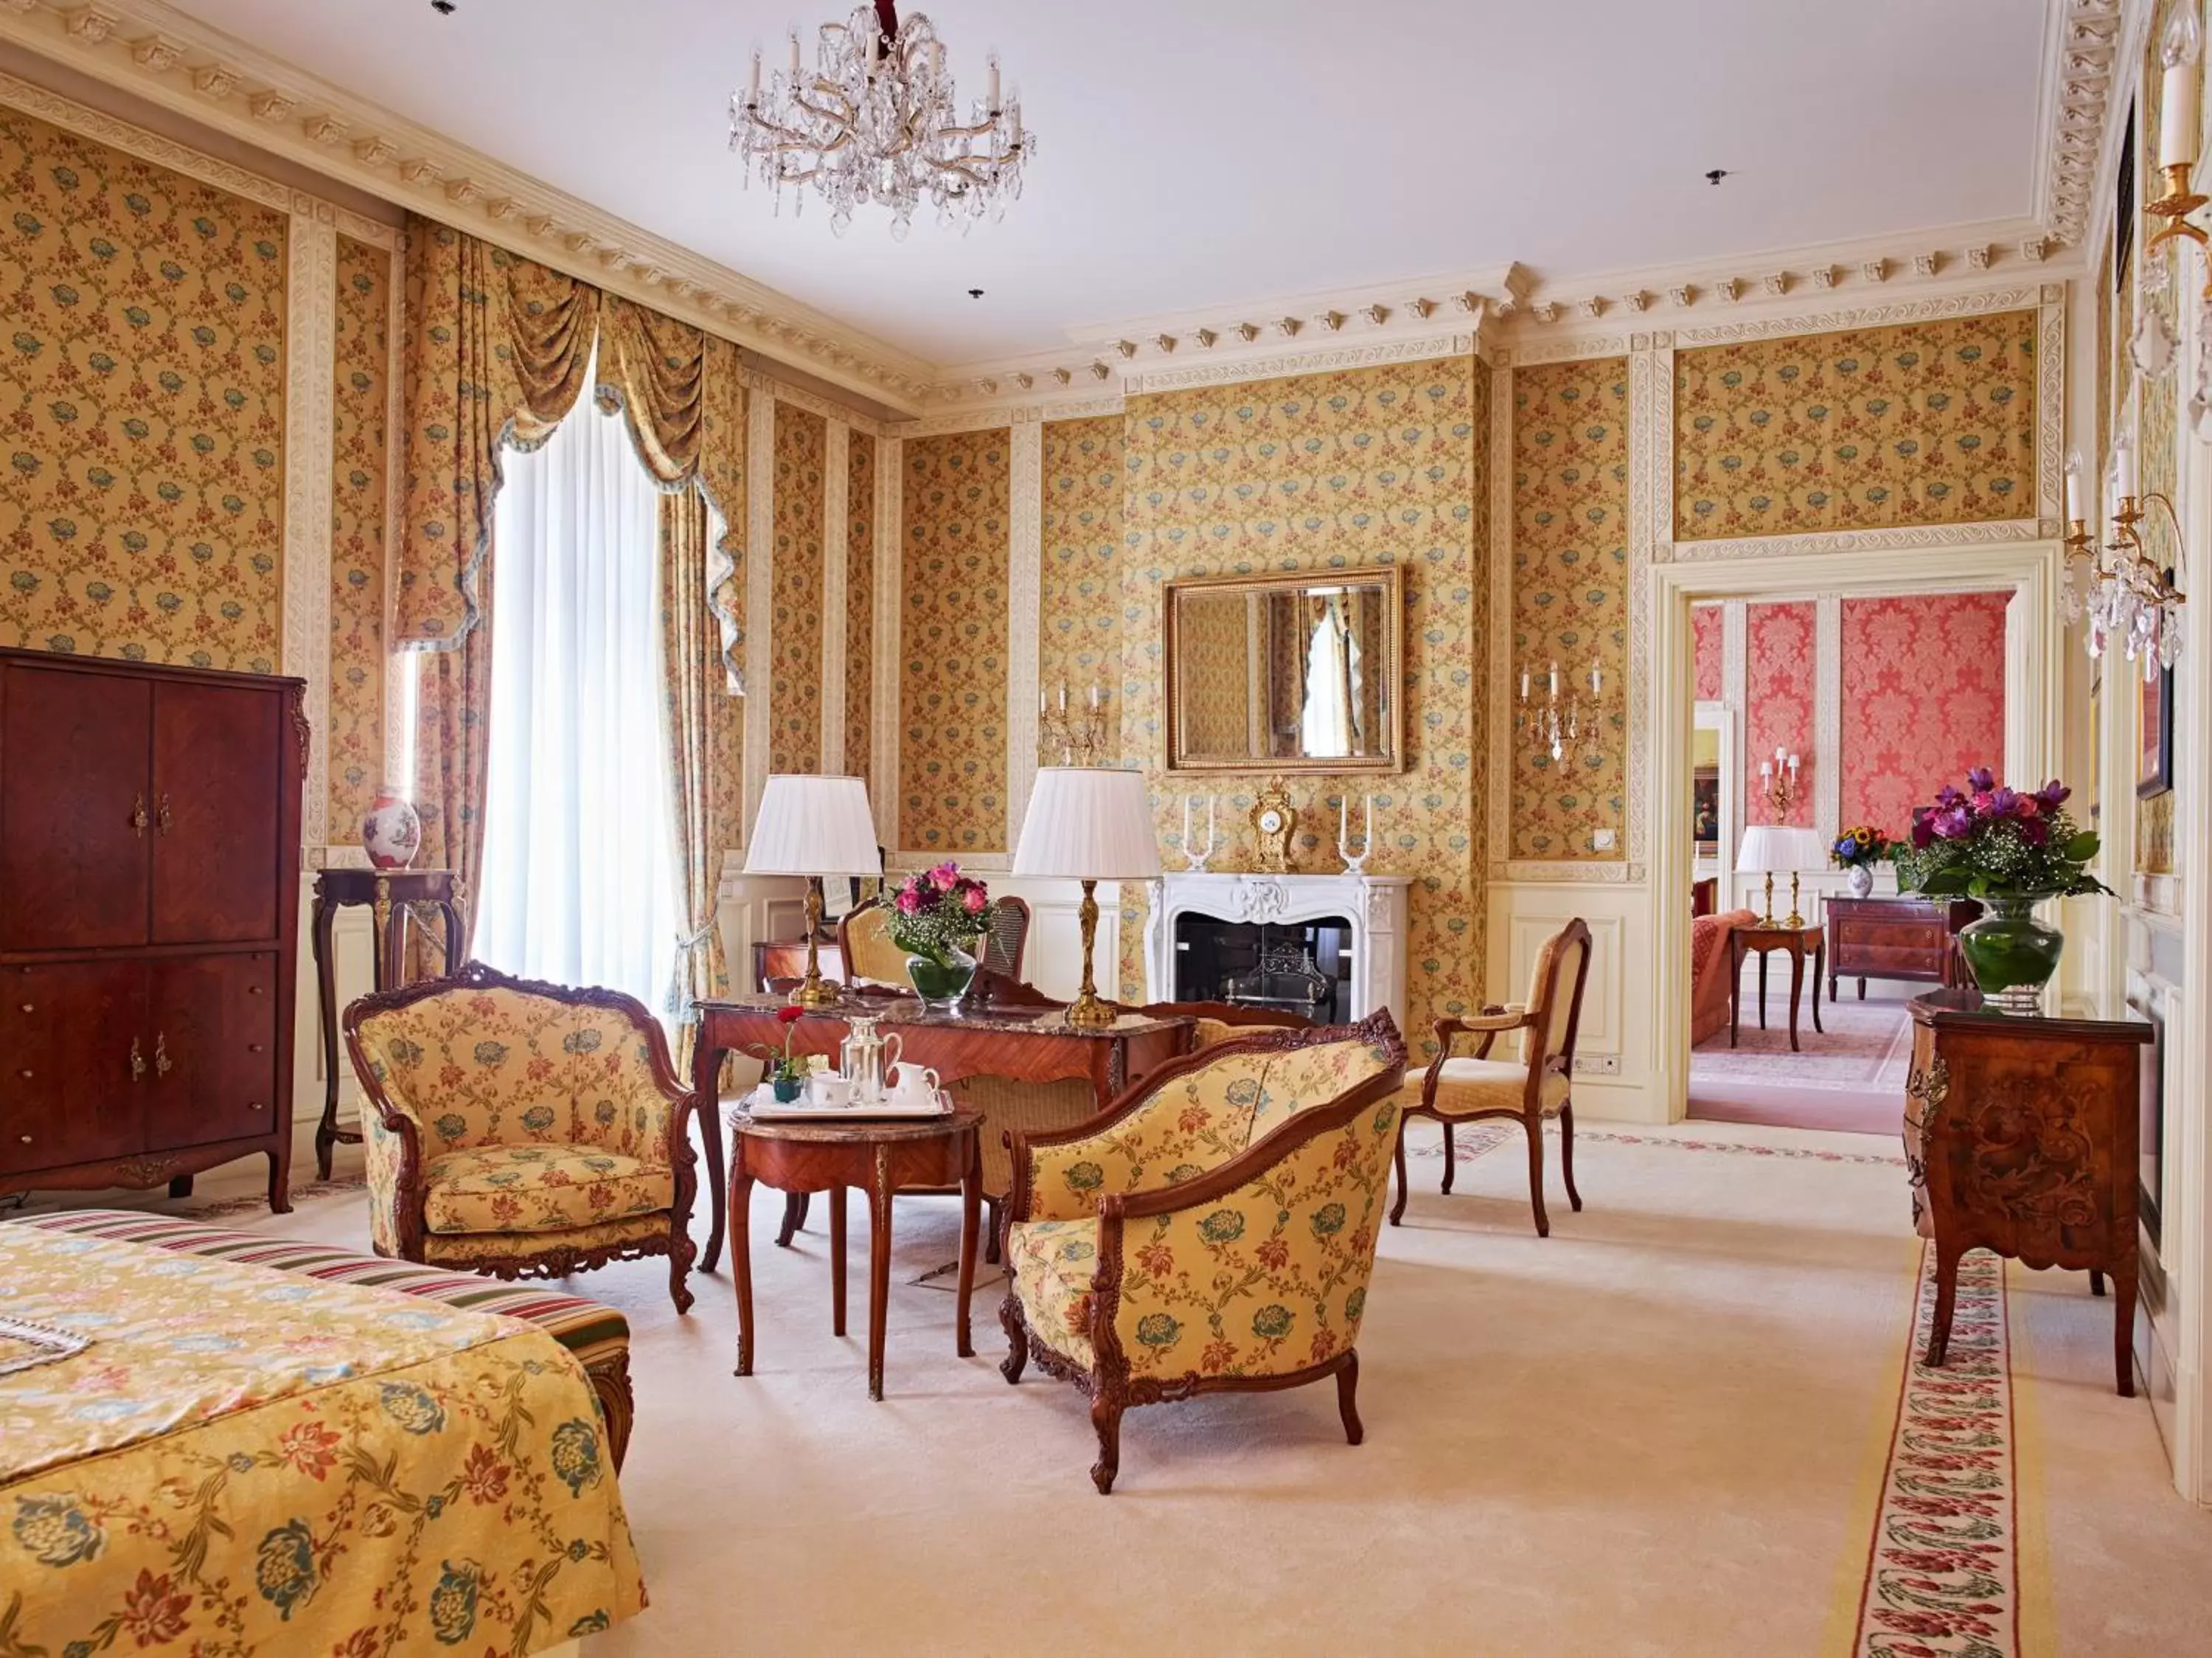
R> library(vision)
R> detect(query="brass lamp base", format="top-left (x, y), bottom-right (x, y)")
top-left (1758, 871), bottom-right (1776, 928)
top-left (1784, 870), bottom-right (1806, 931)
top-left (1066, 878), bottom-right (1116, 1028)
top-left (792, 878), bottom-right (841, 1009)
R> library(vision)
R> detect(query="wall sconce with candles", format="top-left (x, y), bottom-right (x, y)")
top-left (1039, 679), bottom-right (1110, 765)
top-left (1758, 745), bottom-right (1801, 825)
top-left (1517, 657), bottom-right (1607, 768)
top-left (2062, 443), bottom-right (2186, 674)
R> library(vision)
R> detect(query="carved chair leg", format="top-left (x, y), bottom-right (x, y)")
top-left (1439, 1122), bottom-right (1456, 1196)
top-left (1559, 1103), bottom-right (1583, 1213)
top-left (776, 1191), bottom-right (809, 1249)
top-left (1523, 1112), bottom-right (1550, 1238)
top-left (998, 1290), bottom-right (1029, 1384)
top-left (984, 1197), bottom-right (1002, 1266)
top-left (667, 1227), bottom-right (698, 1316)
top-left (1336, 1350), bottom-right (1364, 1446)
top-left (1388, 1117), bottom-right (1411, 1227)
top-left (1089, 1395), bottom-right (1124, 1495)
top-left (591, 1353), bottom-right (635, 1473)
top-left (2090, 1269), bottom-right (2107, 1297)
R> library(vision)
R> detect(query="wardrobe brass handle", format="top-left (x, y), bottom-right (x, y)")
top-left (130, 1038), bottom-right (146, 1081)
top-left (131, 795), bottom-right (148, 836)
top-left (154, 1033), bottom-right (172, 1077)
top-left (156, 794), bottom-right (173, 834)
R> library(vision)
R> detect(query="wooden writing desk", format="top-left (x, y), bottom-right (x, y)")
top-left (689, 993), bottom-right (1192, 1271)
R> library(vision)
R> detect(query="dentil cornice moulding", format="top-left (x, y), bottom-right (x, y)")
top-left (0, 0), bottom-right (936, 412)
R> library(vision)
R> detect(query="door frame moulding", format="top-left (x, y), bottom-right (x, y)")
top-left (1489, 283), bottom-right (2067, 886)
top-left (1644, 539), bottom-right (2067, 1128)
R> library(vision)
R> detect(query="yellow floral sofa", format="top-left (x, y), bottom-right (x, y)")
top-left (998, 1010), bottom-right (1408, 1493)
top-left (344, 961), bottom-right (699, 1312)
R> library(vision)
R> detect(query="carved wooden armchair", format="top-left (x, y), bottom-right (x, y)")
top-left (344, 961), bottom-right (699, 1312)
top-left (999, 1012), bottom-right (1408, 1493)
top-left (1391, 917), bottom-right (1592, 1238)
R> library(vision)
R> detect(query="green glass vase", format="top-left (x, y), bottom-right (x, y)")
top-left (905, 946), bottom-right (976, 1014)
top-left (1956, 895), bottom-right (2065, 1015)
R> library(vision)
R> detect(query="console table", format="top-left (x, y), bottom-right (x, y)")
top-left (1826, 895), bottom-right (1980, 1001)
top-left (1729, 922), bottom-right (1825, 1052)
top-left (1904, 989), bottom-right (2152, 1396)
top-left (689, 993), bottom-right (1192, 1272)
top-left (310, 867), bottom-right (463, 1180)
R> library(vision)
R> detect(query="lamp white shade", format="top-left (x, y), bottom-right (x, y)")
top-left (743, 774), bottom-right (881, 876)
top-left (1012, 767), bottom-right (1162, 880)
top-left (1735, 823), bottom-right (1826, 874)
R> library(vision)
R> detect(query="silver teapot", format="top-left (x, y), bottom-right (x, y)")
top-left (838, 1015), bottom-right (903, 1105)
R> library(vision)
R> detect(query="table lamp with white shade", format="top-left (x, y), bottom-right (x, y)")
top-left (1736, 824), bottom-right (1827, 929)
top-left (1012, 766), bottom-right (1163, 1028)
top-left (744, 774), bottom-right (882, 1008)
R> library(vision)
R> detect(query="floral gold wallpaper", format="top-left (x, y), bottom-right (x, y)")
top-left (1040, 414), bottom-right (1124, 735)
top-left (900, 427), bottom-right (1009, 852)
top-left (328, 233), bottom-right (389, 835)
top-left (1744, 601), bottom-right (1815, 829)
top-left (845, 429), bottom-right (875, 783)
top-left (1117, 358), bottom-right (1488, 1052)
top-left (1674, 311), bottom-right (2038, 540)
top-left (1510, 358), bottom-right (1629, 861)
top-left (770, 400), bottom-right (826, 775)
top-left (1839, 592), bottom-right (2008, 836)
top-left (0, 108), bottom-right (288, 670)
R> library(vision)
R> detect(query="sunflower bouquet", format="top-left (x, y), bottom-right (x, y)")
top-left (1829, 825), bottom-right (1893, 870)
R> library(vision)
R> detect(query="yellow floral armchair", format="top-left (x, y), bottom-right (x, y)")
top-left (344, 961), bottom-right (700, 1312)
top-left (999, 1011), bottom-right (1408, 1493)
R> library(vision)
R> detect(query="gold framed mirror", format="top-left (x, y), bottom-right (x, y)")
top-left (1162, 566), bottom-right (1405, 774)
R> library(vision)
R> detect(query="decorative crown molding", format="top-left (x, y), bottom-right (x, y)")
top-left (0, 0), bottom-right (934, 412)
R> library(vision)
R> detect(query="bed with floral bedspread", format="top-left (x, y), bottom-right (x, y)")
top-left (0, 1222), bottom-right (645, 1655)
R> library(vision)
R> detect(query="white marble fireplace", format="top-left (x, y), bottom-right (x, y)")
top-left (1142, 872), bottom-right (1413, 1029)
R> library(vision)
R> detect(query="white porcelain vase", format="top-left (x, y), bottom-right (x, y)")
top-left (361, 781), bottom-right (422, 870)
top-left (1845, 863), bottom-right (1874, 899)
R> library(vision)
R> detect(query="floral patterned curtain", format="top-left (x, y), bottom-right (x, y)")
top-left (658, 485), bottom-right (734, 1078)
top-left (397, 218), bottom-right (751, 974)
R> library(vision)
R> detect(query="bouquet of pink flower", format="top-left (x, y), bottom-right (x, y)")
top-left (886, 861), bottom-right (997, 969)
top-left (1893, 767), bottom-right (2109, 901)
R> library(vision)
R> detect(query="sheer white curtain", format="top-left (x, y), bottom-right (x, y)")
top-left (475, 385), bottom-right (681, 1013)
top-left (1300, 594), bottom-right (1355, 758)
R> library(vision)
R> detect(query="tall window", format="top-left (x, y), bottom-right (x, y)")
top-left (474, 385), bottom-right (681, 1013)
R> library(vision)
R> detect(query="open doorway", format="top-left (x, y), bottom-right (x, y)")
top-left (1681, 589), bottom-right (2020, 1134)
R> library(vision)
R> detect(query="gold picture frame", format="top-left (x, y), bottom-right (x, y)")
top-left (1161, 565), bottom-right (1405, 774)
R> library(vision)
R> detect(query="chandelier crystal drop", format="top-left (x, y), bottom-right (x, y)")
top-left (730, 1), bottom-right (1033, 238)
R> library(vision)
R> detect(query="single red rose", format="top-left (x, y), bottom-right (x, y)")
top-left (776, 1005), bottom-right (805, 1025)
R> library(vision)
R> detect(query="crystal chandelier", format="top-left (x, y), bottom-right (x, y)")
top-left (2061, 443), bottom-right (2186, 677)
top-left (730, 1), bottom-right (1033, 238)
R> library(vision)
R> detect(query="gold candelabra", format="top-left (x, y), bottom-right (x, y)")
top-left (1759, 746), bottom-right (1801, 825)
top-left (2148, 161), bottom-right (2212, 291)
top-left (1039, 681), bottom-right (1110, 765)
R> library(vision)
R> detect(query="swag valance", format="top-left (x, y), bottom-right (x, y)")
top-left (396, 218), bottom-right (745, 691)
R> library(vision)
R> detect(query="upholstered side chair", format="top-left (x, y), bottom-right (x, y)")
top-left (1391, 918), bottom-right (1592, 1238)
top-left (344, 960), bottom-right (699, 1312)
top-left (999, 1012), bottom-right (1408, 1494)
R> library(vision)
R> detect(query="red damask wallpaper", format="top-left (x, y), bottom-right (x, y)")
top-left (1745, 602), bottom-right (1815, 828)
top-left (1692, 603), bottom-right (1723, 703)
top-left (1839, 592), bottom-right (2008, 836)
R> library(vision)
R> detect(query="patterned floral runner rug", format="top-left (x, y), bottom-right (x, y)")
top-left (1847, 1244), bottom-right (2025, 1657)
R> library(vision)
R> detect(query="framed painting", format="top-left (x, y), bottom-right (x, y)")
top-left (1691, 765), bottom-right (1720, 856)
top-left (2138, 658), bottom-right (2174, 799)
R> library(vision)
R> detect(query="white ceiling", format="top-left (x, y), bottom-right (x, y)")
top-left (172, 0), bottom-right (2049, 367)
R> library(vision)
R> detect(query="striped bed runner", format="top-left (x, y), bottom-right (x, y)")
top-left (10, 1209), bottom-right (629, 1373)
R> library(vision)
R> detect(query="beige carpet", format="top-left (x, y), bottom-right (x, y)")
top-left (101, 1117), bottom-right (2199, 1656)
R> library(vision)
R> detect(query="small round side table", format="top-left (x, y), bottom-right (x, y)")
top-left (311, 867), bottom-right (464, 1179)
top-left (726, 1105), bottom-right (981, 1401)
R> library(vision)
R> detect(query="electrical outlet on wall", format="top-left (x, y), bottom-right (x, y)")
top-left (1573, 1053), bottom-right (1621, 1077)
top-left (1593, 828), bottom-right (1616, 850)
